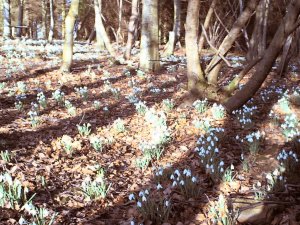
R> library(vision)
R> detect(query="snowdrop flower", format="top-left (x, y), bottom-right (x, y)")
top-left (231, 164), bottom-right (234, 170)
top-left (257, 181), bottom-right (262, 187)
top-left (219, 161), bottom-right (224, 167)
top-left (137, 201), bottom-right (142, 207)
top-left (165, 200), bottom-right (170, 207)
top-left (180, 180), bottom-right (185, 185)
top-left (18, 217), bottom-right (27, 225)
top-left (139, 191), bottom-right (144, 197)
top-left (174, 169), bottom-right (180, 176)
top-left (266, 173), bottom-right (273, 181)
top-left (142, 195), bottom-right (147, 202)
top-left (170, 174), bottom-right (175, 180)
top-left (129, 193), bottom-right (135, 201)
top-left (192, 177), bottom-right (197, 183)
top-left (172, 181), bottom-right (177, 187)
top-left (130, 221), bottom-right (135, 225)
top-left (144, 189), bottom-right (149, 195)
top-left (157, 183), bottom-right (163, 190)
top-left (220, 167), bottom-right (224, 173)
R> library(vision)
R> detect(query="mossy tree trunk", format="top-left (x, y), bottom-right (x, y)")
top-left (124, 0), bottom-right (139, 60)
top-left (60, 0), bottom-right (80, 73)
top-left (139, 0), bottom-right (160, 72)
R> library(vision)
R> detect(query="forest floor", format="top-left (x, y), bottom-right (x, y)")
top-left (0, 39), bottom-right (300, 225)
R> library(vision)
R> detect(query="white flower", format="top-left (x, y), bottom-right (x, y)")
top-left (180, 180), bottom-right (185, 185)
top-left (192, 177), bottom-right (197, 183)
top-left (139, 191), bottom-right (144, 197)
top-left (129, 193), bottom-right (135, 201)
top-left (137, 201), bottom-right (142, 207)
top-left (165, 200), bottom-right (170, 207)
top-left (18, 217), bottom-right (27, 225)
top-left (170, 174), bottom-right (175, 180)
top-left (144, 189), bottom-right (149, 195)
top-left (157, 183), bottom-right (163, 190)
top-left (172, 181), bottom-right (177, 187)
top-left (142, 196), bottom-right (147, 202)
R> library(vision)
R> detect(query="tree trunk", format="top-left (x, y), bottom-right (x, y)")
top-left (124, 0), bottom-right (139, 60)
top-left (48, 0), bottom-right (54, 43)
top-left (41, 0), bottom-right (47, 39)
top-left (94, 0), bottom-right (115, 56)
top-left (224, 0), bottom-right (300, 112)
top-left (116, 0), bottom-right (123, 46)
top-left (60, 0), bottom-right (80, 72)
top-left (139, 0), bottom-right (160, 72)
top-left (206, 0), bottom-right (259, 84)
top-left (198, 0), bottom-right (217, 54)
top-left (16, 0), bottom-right (24, 38)
top-left (3, 0), bottom-right (11, 40)
top-left (61, 0), bottom-right (66, 39)
top-left (247, 0), bottom-right (269, 61)
top-left (162, 0), bottom-right (181, 57)
top-left (186, 0), bottom-right (205, 90)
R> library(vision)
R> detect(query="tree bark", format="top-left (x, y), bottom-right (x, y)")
top-left (124, 0), bottom-right (139, 60)
top-left (224, 0), bottom-right (300, 112)
top-left (198, 0), bottom-right (217, 54)
top-left (94, 0), bottom-right (115, 56)
top-left (41, 0), bottom-right (47, 39)
top-left (61, 0), bottom-right (66, 39)
top-left (186, 0), bottom-right (205, 90)
top-left (247, 0), bottom-right (269, 61)
top-left (139, 0), bottom-right (160, 72)
top-left (206, 0), bottom-right (259, 84)
top-left (3, 0), bottom-right (11, 40)
top-left (16, 0), bottom-right (24, 38)
top-left (60, 0), bottom-right (80, 72)
top-left (162, 0), bottom-right (181, 57)
top-left (48, 0), bottom-right (54, 43)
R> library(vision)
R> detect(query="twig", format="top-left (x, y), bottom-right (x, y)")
top-left (201, 24), bottom-right (232, 68)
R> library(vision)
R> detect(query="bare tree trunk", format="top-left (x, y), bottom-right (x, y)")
top-left (139, 0), bottom-right (160, 72)
top-left (48, 0), bottom-right (54, 43)
top-left (116, 0), bottom-right (123, 46)
top-left (94, 0), bottom-right (105, 50)
top-left (16, 0), bottom-right (24, 38)
top-left (61, 0), bottom-right (80, 72)
top-left (124, 0), bottom-right (139, 60)
top-left (206, 0), bottom-right (259, 84)
top-left (162, 0), bottom-right (181, 57)
top-left (224, 0), bottom-right (300, 112)
top-left (24, 0), bottom-right (30, 38)
top-left (41, 0), bottom-right (47, 39)
top-left (61, 0), bottom-right (66, 39)
top-left (247, 0), bottom-right (269, 60)
top-left (186, 0), bottom-right (205, 90)
top-left (3, 0), bottom-right (11, 40)
top-left (198, 0), bottom-right (217, 53)
top-left (94, 0), bottom-right (115, 56)
top-left (87, 27), bottom-right (96, 44)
